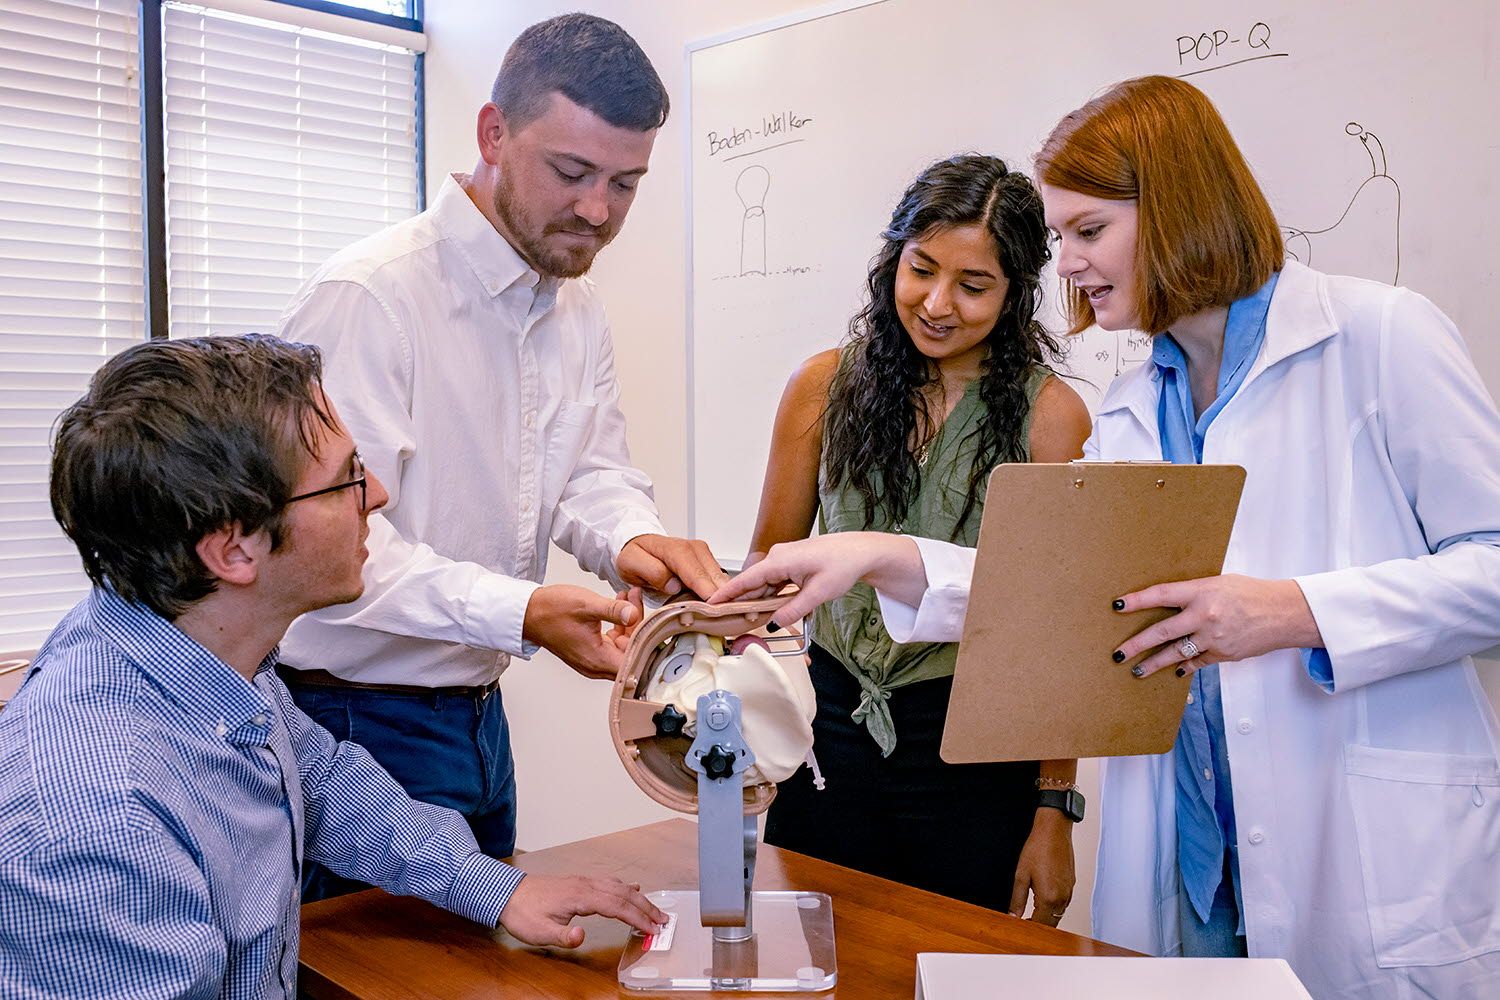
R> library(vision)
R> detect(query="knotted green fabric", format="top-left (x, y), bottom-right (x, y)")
top-left (811, 361), bottom-right (1053, 755)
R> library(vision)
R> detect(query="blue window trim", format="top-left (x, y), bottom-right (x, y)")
top-left (267, 0), bottom-right (420, 34)
top-left (140, 0), bottom-right (168, 339)
top-left (137, 0), bottom-right (426, 339)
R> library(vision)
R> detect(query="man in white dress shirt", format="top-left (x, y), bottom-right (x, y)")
top-left (276, 13), bottom-right (726, 899)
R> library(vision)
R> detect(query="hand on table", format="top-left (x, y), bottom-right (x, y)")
top-left (1113, 574), bottom-right (1323, 678)
top-left (1009, 808), bottom-right (1075, 927)
top-left (523, 584), bottom-right (644, 680)
top-left (498, 872), bottom-right (667, 948)
top-left (617, 534), bottom-right (730, 600)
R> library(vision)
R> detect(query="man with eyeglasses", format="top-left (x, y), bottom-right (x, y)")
top-left (275, 14), bottom-right (728, 899)
top-left (0, 335), bottom-right (664, 999)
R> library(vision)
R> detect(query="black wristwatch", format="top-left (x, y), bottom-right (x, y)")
top-left (1037, 787), bottom-right (1086, 823)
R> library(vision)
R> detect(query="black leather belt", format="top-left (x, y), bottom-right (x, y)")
top-left (276, 665), bottom-right (498, 700)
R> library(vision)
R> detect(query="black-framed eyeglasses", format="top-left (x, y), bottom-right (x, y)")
top-left (285, 451), bottom-right (367, 509)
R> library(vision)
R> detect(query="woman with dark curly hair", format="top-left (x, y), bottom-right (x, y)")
top-left (745, 153), bottom-right (1091, 922)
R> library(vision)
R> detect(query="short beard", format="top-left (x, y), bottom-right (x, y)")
top-left (493, 173), bottom-right (605, 279)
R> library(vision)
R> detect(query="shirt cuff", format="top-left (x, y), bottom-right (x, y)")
top-left (446, 853), bottom-right (526, 927)
top-left (464, 574), bottom-right (543, 658)
top-left (1301, 647), bottom-right (1335, 693)
top-left (876, 536), bottom-right (973, 645)
top-left (609, 518), bottom-right (669, 567)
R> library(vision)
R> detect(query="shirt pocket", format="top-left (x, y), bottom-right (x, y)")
top-left (1343, 743), bottom-right (1500, 967)
top-left (539, 401), bottom-right (598, 514)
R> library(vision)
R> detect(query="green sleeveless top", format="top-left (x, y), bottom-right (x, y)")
top-left (811, 360), bottom-right (1054, 755)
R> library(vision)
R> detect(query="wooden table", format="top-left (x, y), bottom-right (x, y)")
top-left (299, 818), bottom-right (1135, 999)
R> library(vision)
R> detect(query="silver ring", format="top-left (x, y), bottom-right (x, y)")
top-left (1177, 637), bottom-right (1200, 660)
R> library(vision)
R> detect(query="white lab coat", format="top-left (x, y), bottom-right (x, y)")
top-left (880, 261), bottom-right (1500, 998)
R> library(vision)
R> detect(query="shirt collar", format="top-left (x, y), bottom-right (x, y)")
top-left (1151, 271), bottom-right (1279, 387)
top-left (1255, 259), bottom-right (1338, 370)
top-left (433, 173), bottom-right (561, 310)
top-left (89, 588), bottom-right (274, 738)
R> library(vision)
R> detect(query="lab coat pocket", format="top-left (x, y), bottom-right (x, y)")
top-left (540, 401), bottom-right (597, 513)
top-left (1343, 743), bottom-right (1500, 967)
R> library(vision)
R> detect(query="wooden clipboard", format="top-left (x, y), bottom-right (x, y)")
top-left (940, 462), bottom-right (1246, 764)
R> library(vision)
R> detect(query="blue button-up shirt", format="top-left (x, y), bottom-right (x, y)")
top-left (0, 589), bottom-right (524, 999)
top-left (1154, 273), bottom-right (1278, 930)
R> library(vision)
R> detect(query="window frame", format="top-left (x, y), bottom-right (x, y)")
top-left (137, 0), bottom-right (426, 339)
top-left (0, 0), bottom-right (427, 655)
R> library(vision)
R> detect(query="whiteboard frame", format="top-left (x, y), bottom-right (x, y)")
top-left (682, 0), bottom-right (889, 548)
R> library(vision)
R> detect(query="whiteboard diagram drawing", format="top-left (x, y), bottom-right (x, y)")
top-left (736, 165), bottom-right (770, 276)
top-left (1282, 123), bottom-right (1402, 284)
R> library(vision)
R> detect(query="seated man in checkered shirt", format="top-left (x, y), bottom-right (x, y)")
top-left (0, 334), bottom-right (663, 999)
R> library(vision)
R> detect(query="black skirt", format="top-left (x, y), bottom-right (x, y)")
top-left (765, 642), bottom-right (1040, 911)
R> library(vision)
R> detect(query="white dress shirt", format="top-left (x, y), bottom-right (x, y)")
top-left (276, 174), bottom-right (664, 687)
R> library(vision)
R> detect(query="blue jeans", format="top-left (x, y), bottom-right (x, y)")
top-left (1178, 855), bottom-right (1248, 957)
top-left (285, 678), bottom-right (517, 902)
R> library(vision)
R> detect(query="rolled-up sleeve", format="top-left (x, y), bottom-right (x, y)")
top-left (876, 536), bottom-right (976, 644)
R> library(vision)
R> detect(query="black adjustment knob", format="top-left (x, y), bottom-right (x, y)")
top-left (652, 704), bottom-right (687, 738)
top-left (699, 744), bottom-right (736, 780)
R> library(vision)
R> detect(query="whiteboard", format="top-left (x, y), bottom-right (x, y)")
top-left (685, 0), bottom-right (1500, 559)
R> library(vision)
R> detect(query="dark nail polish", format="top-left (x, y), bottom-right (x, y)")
top-left (1175, 666), bottom-right (1188, 678)
top-left (1131, 665), bottom-right (1144, 678)
top-left (1112, 598), bottom-right (1125, 611)
top-left (766, 621), bottom-right (781, 633)
top-left (1112, 650), bottom-right (1125, 663)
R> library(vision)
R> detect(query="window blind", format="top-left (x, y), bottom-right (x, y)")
top-left (163, 2), bottom-right (419, 340)
top-left (0, 0), bottom-right (144, 651)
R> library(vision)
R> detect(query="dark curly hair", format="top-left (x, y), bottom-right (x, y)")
top-left (822, 153), bottom-right (1061, 537)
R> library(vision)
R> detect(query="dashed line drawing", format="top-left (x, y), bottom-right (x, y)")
top-left (1282, 123), bottom-right (1402, 284)
top-left (736, 165), bottom-right (770, 277)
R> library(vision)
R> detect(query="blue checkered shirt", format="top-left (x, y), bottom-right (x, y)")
top-left (0, 588), bottom-right (525, 999)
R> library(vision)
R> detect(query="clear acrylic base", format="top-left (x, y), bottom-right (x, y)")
top-left (618, 890), bottom-right (837, 992)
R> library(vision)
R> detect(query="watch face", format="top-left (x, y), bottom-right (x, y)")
top-left (1065, 789), bottom-right (1085, 823)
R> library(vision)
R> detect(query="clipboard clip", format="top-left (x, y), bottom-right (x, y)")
top-left (1068, 460), bottom-right (1171, 489)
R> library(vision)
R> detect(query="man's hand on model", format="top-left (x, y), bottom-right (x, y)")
top-left (498, 872), bottom-right (667, 948)
top-left (523, 584), bottom-right (644, 680)
top-left (605, 587), bottom-right (644, 655)
top-left (617, 534), bottom-right (730, 600)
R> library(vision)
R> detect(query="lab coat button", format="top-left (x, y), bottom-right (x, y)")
top-left (1237, 719), bottom-right (1252, 734)
top-left (1249, 830), bottom-right (1265, 845)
